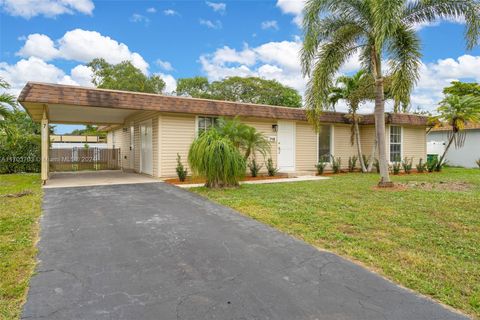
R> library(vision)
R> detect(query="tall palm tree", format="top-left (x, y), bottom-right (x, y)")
top-left (0, 78), bottom-right (16, 119)
top-left (434, 95), bottom-right (480, 166)
top-left (301, 0), bottom-right (480, 186)
top-left (329, 70), bottom-right (368, 172)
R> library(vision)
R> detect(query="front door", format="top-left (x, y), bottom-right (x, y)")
top-left (140, 120), bottom-right (153, 175)
top-left (277, 121), bottom-right (295, 172)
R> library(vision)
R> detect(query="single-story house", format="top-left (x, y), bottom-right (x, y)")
top-left (427, 124), bottom-right (480, 168)
top-left (18, 82), bottom-right (428, 183)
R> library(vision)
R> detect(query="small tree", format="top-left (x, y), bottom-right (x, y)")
top-left (432, 95), bottom-right (480, 168)
top-left (188, 129), bottom-right (246, 188)
top-left (176, 153), bottom-right (188, 182)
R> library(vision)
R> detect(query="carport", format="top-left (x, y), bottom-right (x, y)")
top-left (18, 82), bottom-right (145, 185)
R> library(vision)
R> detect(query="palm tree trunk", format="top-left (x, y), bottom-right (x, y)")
top-left (438, 133), bottom-right (455, 167)
top-left (354, 120), bottom-right (367, 172)
top-left (372, 52), bottom-right (392, 187)
top-left (367, 137), bottom-right (377, 172)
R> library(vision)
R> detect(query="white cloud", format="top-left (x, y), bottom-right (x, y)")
top-left (70, 64), bottom-right (94, 87)
top-left (1, 0), bottom-right (94, 19)
top-left (130, 13), bottom-right (150, 25)
top-left (206, 1), bottom-right (226, 14)
top-left (261, 20), bottom-right (279, 30)
top-left (156, 73), bottom-right (177, 94)
top-left (156, 59), bottom-right (174, 71)
top-left (199, 19), bottom-right (222, 29)
top-left (0, 57), bottom-right (94, 96)
top-left (16, 34), bottom-right (59, 60)
top-left (276, 0), bottom-right (305, 27)
top-left (163, 9), bottom-right (179, 16)
top-left (16, 29), bottom-right (149, 74)
top-left (146, 7), bottom-right (156, 13)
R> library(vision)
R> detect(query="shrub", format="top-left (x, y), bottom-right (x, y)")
top-left (266, 158), bottom-right (278, 176)
top-left (402, 157), bottom-right (413, 174)
top-left (392, 162), bottom-right (401, 175)
top-left (373, 158), bottom-right (380, 173)
top-left (248, 158), bottom-right (263, 177)
top-left (427, 158), bottom-right (438, 172)
top-left (362, 154), bottom-right (370, 169)
top-left (477, 158), bottom-right (480, 168)
top-left (188, 129), bottom-right (246, 188)
top-left (348, 156), bottom-right (357, 172)
top-left (332, 156), bottom-right (341, 174)
top-left (416, 158), bottom-right (427, 173)
top-left (316, 159), bottom-right (327, 175)
top-left (176, 153), bottom-right (188, 182)
top-left (0, 134), bottom-right (40, 174)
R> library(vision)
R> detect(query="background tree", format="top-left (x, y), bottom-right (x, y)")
top-left (433, 95), bottom-right (480, 167)
top-left (176, 76), bottom-right (302, 108)
top-left (88, 58), bottom-right (165, 93)
top-left (301, 0), bottom-right (480, 187)
top-left (69, 125), bottom-right (107, 138)
top-left (0, 77), bottom-right (16, 119)
top-left (443, 81), bottom-right (480, 97)
top-left (176, 76), bottom-right (211, 98)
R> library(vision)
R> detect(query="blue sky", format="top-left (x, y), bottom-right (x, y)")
top-left (1, 0), bottom-right (480, 134)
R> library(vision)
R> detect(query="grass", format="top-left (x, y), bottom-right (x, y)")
top-left (194, 168), bottom-right (480, 318)
top-left (0, 174), bottom-right (42, 320)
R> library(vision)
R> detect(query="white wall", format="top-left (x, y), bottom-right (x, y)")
top-left (427, 130), bottom-right (480, 168)
top-left (51, 143), bottom-right (109, 149)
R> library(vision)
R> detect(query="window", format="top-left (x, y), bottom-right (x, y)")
top-left (318, 125), bottom-right (332, 162)
top-left (197, 116), bottom-right (218, 135)
top-left (390, 126), bottom-right (402, 162)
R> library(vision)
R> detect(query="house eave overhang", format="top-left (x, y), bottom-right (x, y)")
top-left (18, 82), bottom-right (429, 126)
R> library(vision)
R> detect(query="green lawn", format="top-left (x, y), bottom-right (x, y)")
top-left (0, 174), bottom-right (42, 320)
top-left (194, 168), bottom-right (480, 318)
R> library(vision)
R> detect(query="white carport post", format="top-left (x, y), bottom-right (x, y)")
top-left (41, 105), bottom-right (49, 184)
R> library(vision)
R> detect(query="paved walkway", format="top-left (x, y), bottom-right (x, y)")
top-left (176, 175), bottom-right (330, 188)
top-left (23, 183), bottom-right (466, 319)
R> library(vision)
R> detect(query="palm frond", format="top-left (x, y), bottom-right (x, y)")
top-left (372, 0), bottom-right (404, 46)
top-left (304, 24), bottom-right (364, 125)
top-left (387, 24), bottom-right (422, 107)
top-left (403, 0), bottom-right (480, 49)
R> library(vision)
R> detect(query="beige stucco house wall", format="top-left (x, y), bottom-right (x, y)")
top-left (18, 82), bottom-right (429, 183)
top-left (105, 111), bottom-right (427, 178)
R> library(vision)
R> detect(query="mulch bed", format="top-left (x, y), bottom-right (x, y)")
top-left (164, 174), bottom-right (289, 185)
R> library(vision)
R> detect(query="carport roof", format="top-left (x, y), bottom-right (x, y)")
top-left (18, 82), bottom-right (428, 126)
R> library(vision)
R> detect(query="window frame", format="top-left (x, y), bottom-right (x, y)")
top-left (317, 124), bottom-right (334, 163)
top-left (195, 115), bottom-right (218, 137)
top-left (389, 125), bottom-right (403, 163)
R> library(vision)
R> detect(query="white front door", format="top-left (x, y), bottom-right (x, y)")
top-left (140, 120), bottom-right (153, 175)
top-left (277, 121), bottom-right (295, 172)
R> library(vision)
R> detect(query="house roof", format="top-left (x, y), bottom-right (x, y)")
top-left (431, 123), bottom-right (480, 131)
top-left (18, 82), bottom-right (428, 126)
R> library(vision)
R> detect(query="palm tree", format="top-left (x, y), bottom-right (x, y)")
top-left (301, 0), bottom-right (480, 186)
top-left (434, 95), bottom-right (480, 167)
top-left (329, 70), bottom-right (368, 172)
top-left (0, 78), bottom-right (16, 120)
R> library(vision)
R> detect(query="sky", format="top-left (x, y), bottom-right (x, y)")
top-left (1, 0), bottom-right (480, 134)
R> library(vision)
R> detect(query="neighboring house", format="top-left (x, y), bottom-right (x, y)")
top-left (427, 124), bottom-right (480, 168)
top-left (18, 82), bottom-right (428, 182)
top-left (50, 134), bottom-right (107, 149)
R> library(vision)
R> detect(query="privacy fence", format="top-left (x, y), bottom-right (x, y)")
top-left (49, 148), bottom-right (121, 172)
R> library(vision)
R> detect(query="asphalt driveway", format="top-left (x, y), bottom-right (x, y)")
top-left (23, 182), bottom-right (466, 320)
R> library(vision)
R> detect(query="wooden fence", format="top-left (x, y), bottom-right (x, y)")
top-left (49, 148), bottom-right (121, 172)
